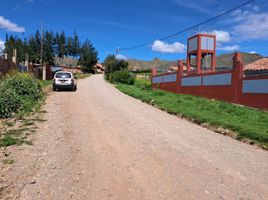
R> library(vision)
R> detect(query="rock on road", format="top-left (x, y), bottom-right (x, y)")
top-left (1, 75), bottom-right (268, 200)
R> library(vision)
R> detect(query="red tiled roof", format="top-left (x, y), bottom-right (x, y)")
top-left (95, 63), bottom-right (105, 70)
top-left (245, 58), bottom-right (268, 71)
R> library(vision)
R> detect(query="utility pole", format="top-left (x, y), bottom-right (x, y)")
top-left (41, 22), bottom-right (46, 80)
top-left (40, 22), bottom-right (44, 66)
top-left (116, 47), bottom-right (119, 60)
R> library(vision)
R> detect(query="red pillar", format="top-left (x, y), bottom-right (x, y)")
top-left (177, 60), bottom-right (184, 93)
top-left (232, 52), bottom-right (244, 103)
top-left (151, 68), bottom-right (157, 86)
top-left (151, 68), bottom-right (157, 76)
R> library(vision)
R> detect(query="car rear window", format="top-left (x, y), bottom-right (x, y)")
top-left (55, 73), bottom-right (72, 78)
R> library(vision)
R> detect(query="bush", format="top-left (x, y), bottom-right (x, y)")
top-left (104, 55), bottom-right (128, 74)
top-left (107, 70), bottom-right (135, 85)
top-left (0, 72), bottom-right (43, 118)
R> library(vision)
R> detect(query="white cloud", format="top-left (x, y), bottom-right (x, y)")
top-left (228, 6), bottom-right (268, 40)
top-left (249, 51), bottom-right (257, 54)
top-left (218, 45), bottom-right (240, 51)
top-left (116, 54), bottom-right (128, 60)
top-left (152, 40), bottom-right (186, 53)
top-left (233, 12), bottom-right (268, 40)
top-left (0, 16), bottom-right (25, 32)
top-left (172, 0), bottom-right (220, 13)
top-left (214, 30), bottom-right (230, 43)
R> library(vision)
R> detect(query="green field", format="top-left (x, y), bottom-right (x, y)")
top-left (116, 78), bottom-right (268, 149)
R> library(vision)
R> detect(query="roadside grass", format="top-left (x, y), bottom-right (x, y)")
top-left (0, 73), bottom-right (48, 149)
top-left (39, 80), bottom-right (52, 88)
top-left (116, 78), bottom-right (268, 149)
top-left (0, 125), bottom-right (35, 147)
top-left (74, 73), bottom-right (91, 79)
top-left (3, 159), bottom-right (14, 165)
top-left (1, 135), bottom-right (17, 146)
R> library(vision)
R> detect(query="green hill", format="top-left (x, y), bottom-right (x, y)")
top-left (216, 52), bottom-right (263, 67)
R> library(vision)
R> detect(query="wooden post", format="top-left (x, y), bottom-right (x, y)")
top-left (42, 65), bottom-right (46, 80)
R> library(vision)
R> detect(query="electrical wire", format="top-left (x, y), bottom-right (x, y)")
top-left (119, 0), bottom-right (255, 51)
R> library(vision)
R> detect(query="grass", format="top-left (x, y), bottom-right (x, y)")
top-left (0, 128), bottom-right (34, 147)
top-left (4, 121), bottom-right (15, 127)
top-left (116, 78), bottom-right (268, 149)
top-left (0, 101), bottom-right (48, 148)
top-left (39, 80), bottom-right (53, 88)
top-left (0, 73), bottom-right (49, 149)
top-left (0, 135), bottom-right (17, 146)
top-left (74, 73), bottom-right (91, 79)
top-left (3, 159), bottom-right (14, 165)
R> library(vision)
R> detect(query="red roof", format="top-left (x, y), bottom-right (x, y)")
top-left (95, 63), bottom-right (105, 70)
top-left (245, 58), bottom-right (268, 71)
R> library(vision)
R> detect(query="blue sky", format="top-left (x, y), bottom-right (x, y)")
top-left (0, 0), bottom-right (268, 62)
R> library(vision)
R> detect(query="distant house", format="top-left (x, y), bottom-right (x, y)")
top-left (245, 58), bottom-right (268, 71)
top-left (167, 66), bottom-right (179, 72)
top-left (244, 58), bottom-right (268, 76)
top-left (93, 63), bottom-right (105, 73)
top-left (61, 66), bottom-right (82, 74)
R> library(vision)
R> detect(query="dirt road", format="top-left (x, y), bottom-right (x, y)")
top-left (1, 75), bottom-right (268, 200)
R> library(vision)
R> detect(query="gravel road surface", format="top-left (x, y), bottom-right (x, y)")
top-left (1, 75), bottom-right (268, 200)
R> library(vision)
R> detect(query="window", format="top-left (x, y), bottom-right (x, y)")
top-left (55, 73), bottom-right (72, 78)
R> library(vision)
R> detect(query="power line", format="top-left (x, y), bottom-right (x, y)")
top-left (119, 0), bottom-right (255, 51)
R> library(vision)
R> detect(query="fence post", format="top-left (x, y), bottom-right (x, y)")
top-left (232, 52), bottom-right (244, 103)
top-left (151, 68), bottom-right (157, 87)
top-left (42, 65), bottom-right (46, 80)
top-left (177, 60), bottom-right (184, 93)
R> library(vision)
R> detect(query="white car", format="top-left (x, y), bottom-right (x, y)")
top-left (53, 71), bottom-right (77, 91)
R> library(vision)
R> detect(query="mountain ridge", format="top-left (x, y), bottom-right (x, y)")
top-left (126, 52), bottom-right (264, 71)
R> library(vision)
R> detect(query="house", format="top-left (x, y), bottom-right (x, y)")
top-left (94, 63), bottom-right (105, 73)
top-left (244, 58), bottom-right (268, 76)
top-left (245, 58), bottom-right (268, 71)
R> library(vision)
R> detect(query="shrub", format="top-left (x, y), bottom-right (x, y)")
top-left (2, 72), bottom-right (42, 100)
top-left (0, 72), bottom-right (43, 118)
top-left (104, 55), bottom-right (128, 74)
top-left (0, 88), bottom-right (21, 118)
top-left (108, 70), bottom-right (135, 85)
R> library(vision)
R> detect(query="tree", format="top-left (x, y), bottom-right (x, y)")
top-left (28, 35), bottom-right (40, 63)
top-left (4, 35), bottom-right (27, 63)
top-left (66, 36), bottom-right (73, 57)
top-left (72, 31), bottom-right (80, 58)
top-left (15, 38), bottom-right (25, 62)
top-left (3, 30), bottom-right (94, 68)
top-left (58, 31), bottom-right (66, 59)
top-left (104, 55), bottom-right (128, 74)
top-left (4, 34), bottom-right (15, 61)
top-left (78, 39), bottom-right (98, 73)
top-left (53, 32), bottom-right (60, 56)
top-left (43, 31), bottom-right (54, 65)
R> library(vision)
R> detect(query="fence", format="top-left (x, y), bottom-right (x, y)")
top-left (151, 53), bottom-right (268, 110)
top-left (0, 58), bottom-right (16, 76)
